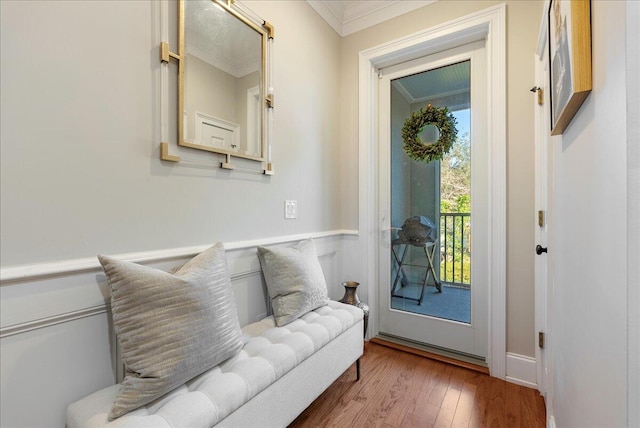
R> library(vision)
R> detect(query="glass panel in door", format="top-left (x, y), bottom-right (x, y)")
top-left (390, 61), bottom-right (471, 324)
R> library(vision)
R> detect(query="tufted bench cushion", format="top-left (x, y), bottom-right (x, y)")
top-left (67, 301), bottom-right (364, 428)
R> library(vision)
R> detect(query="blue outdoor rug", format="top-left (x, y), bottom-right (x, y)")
top-left (391, 283), bottom-right (471, 324)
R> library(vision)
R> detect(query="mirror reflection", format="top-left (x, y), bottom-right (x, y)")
top-left (183, 0), bottom-right (264, 158)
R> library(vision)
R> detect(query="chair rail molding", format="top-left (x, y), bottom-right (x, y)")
top-left (0, 230), bottom-right (357, 337)
top-left (0, 230), bottom-right (357, 284)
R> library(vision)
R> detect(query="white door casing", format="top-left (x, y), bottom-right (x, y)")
top-left (377, 41), bottom-right (488, 359)
top-left (358, 4), bottom-right (506, 378)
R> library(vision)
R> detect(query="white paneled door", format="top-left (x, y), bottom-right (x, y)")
top-left (534, 26), bottom-right (554, 419)
top-left (377, 42), bottom-right (488, 360)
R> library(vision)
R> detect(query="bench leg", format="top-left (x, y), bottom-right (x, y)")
top-left (356, 358), bottom-right (361, 381)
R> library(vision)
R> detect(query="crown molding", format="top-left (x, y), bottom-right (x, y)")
top-left (307, 0), bottom-right (437, 37)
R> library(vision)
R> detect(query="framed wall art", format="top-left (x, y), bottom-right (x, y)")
top-left (548, 0), bottom-right (592, 135)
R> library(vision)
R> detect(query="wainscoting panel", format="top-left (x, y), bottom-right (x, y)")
top-left (0, 231), bottom-right (357, 427)
top-left (0, 269), bottom-right (110, 336)
top-left (0, 314), bottom-right (115, 427)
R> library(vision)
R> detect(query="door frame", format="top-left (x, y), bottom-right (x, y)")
top-left (357, 4), bottom-right (507, 378)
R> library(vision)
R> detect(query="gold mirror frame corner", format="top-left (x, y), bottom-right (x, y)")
top-left (159, 0), bottom-right (274, 173)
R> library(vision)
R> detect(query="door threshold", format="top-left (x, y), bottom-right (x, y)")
top-left (371, 334), bottom-right (489, 375)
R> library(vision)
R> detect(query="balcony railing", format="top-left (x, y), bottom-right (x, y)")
top-left (440, 212), bottom-right (471, 287)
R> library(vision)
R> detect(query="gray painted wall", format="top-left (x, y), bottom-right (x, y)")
top-left (0, 0), bottom-right (343, 267)
top-left (0, 1), bottom-right (347, 426)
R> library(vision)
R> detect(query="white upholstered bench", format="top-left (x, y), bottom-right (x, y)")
top-left (67, 301), bottom-right (364, 428)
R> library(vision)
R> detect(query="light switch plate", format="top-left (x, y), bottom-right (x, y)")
top-left (285, 200), bottom-right (297, 219)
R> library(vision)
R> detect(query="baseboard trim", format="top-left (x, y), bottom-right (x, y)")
top-left (0, 230), bottom-right (357, 284)
top-left (505, 352), bottom-right (538, 389)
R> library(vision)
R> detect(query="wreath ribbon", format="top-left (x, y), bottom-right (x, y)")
top-left (401, 104), bottom-right (458, 163)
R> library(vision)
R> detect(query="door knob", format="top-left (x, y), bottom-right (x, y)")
top-left (536, 245), bottom-right (547, 255)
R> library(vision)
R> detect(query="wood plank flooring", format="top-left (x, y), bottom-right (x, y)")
top-left (288, 342), bottom-right (546, 428)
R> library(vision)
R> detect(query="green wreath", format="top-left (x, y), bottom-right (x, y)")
top-left (401, 104), bottom-right (458, 163)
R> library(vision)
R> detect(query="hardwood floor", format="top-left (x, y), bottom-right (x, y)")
top-left (289, 342), bottom-right (546, 428)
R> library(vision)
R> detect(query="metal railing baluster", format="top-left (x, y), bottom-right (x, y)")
top-left (439, 212), bottom-right (471, 287)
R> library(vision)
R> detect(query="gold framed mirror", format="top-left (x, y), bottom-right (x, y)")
top-left (160, 0), bottom-right (274, 174)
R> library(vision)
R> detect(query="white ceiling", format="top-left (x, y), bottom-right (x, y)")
top-left (306, 0), bottom-right (437, 37)
top-left (186, 0), bottom-right (261, 78)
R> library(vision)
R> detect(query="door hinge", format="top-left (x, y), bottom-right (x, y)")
top-left (538, 210), bottom-right (545, 227)
top-left (539, 331), bottom-right (545, 349)
top-left (530, 86), bottom-right (544, 106)
top-left (538, 88), bottom-right (544, 105)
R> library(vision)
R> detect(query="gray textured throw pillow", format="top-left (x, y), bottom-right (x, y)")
top-left (98, 243), bottom-right (243, 420)
top-left (257, 239), bottom-right (329, 326)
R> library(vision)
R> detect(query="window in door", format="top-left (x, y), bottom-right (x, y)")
top-left (390, 60), bottom-right (472, 324)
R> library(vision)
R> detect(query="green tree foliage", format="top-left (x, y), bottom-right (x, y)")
top-left (440, 132), bottom-right (471, 213)
top-left (440, 132), bottom-right (471, 285)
